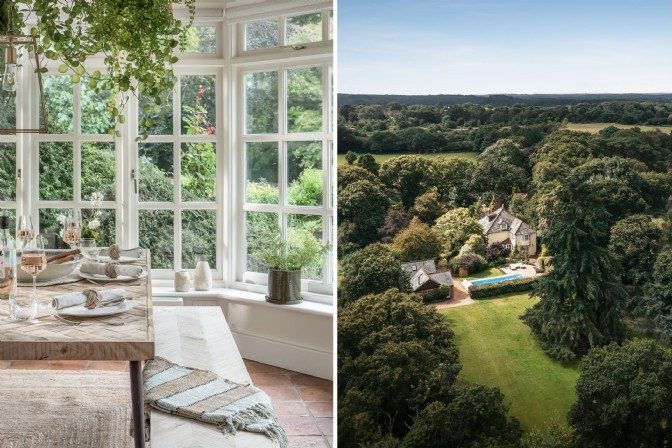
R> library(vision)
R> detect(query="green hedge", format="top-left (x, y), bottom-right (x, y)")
top-left (469, 276), bottom-right (539, 299)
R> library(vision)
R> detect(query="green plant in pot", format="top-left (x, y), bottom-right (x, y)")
top-left (253, 228), bottom-right (329, 305)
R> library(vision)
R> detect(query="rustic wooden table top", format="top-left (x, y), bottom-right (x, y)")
top-left (0, 251), bottom-right (155, 362)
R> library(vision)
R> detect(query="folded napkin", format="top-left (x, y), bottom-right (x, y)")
top-left (80, 262), bottom-right (143, 278)
top-left (52, 288), bottom-right (126, 310)
top-left (143, 357), bottom-right (288, 448)
top-left (99, 245), bottom-right (144, 260)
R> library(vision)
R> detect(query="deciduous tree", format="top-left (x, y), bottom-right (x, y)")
top-left (433, 208), bottom-right (484, 259)
top-left (392, 217), bottom-right (441, 262)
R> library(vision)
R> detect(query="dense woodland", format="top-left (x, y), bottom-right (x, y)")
top-left (337, 100), bottom-right (672, 447)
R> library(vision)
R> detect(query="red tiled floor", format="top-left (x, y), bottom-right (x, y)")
top-left (244, 359), bottom-right (296, 375)
top-left (316, 418), bottom-right (333, 436)
top-left (250, 372), bottom-right (294, 386)
top-left (297, 385), bottom-right (332, 402)
top-left (288, 435), bottom-right (331, 447)
top-left (278, 416), bottom-right (322, 436)
top-left (261, 384), bottom-right (302, 401)
top-left (291, 374), bottom-right (332, 388)
top-left (274, 401), bottom-right (311, 416)
top-left (306, 401), bottom-right (333, 417)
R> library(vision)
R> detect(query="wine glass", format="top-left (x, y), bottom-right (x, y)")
top-left (62, 213), bottom-right (82, 249)
top-left (20, 235), bottom-right (47, 314)
top-left (16, 215), bottom-right (35, 245)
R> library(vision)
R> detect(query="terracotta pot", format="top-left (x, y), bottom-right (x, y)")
top-left (266, 269), bottom-right (302, 305)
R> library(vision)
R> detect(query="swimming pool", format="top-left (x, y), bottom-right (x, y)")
top-left (470, 273), bottom-right (525, 286)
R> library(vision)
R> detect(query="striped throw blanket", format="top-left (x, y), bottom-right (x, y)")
top-left (143, 357), bottom-right (288, 448)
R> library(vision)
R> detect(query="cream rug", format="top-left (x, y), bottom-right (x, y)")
top-left (0, 369), bottom-right (134, 448)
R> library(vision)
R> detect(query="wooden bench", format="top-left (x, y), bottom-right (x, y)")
top-left (151, 306), bottom-right (279, 447)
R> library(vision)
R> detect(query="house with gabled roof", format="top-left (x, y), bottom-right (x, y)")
top-left (401, 259), bottom-right (454, 299)
top-left (478, 206), bottom-right (537, 256)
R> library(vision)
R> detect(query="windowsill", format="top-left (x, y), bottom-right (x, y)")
top-left (151, 280), bottom-right (333, 318)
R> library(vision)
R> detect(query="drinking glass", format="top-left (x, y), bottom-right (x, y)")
top-left (16, 215), bottom-right (35, 245)
top-left (17, 235), bottom-right (47, 320)
top-left (62, 213), bottom-right (82, 249)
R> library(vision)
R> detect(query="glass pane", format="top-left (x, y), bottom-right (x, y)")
top-left (139, 143), bottom-right (173, 202)
top-left (329, 64), bottom-right (333, 132)
top-left (82, 208), bottom-right (115, 247)
top-left (246, 211), bottom-right (278, 274)
top-left (181, 75), bottom-right (216, 135)
top-left (246, 142), bottom-right (278, 205)
top-left (182, 210), bottom-right (217, 269)
top-left (329, 10), bottom-right (333, 40)
top-left (81, 78), bottom-right (114, 134)
top-left (0, 143), bottom-right (16, 201)
top-left (245, 71), bottom-right (278, 134)
top-left (181, 142), bottom-right (216, 202)
top-left (286, 13), bottom-right (322, 45)
top-left (287, 66), bottom-right (322, 133)
top-left (181, 26), bottom-right (217, 53)
top-left (139, 209), bottom-right (174, 269)
top-left (39, 208), bottom-right (70, 249)
top-left (329, 140), bottom-right (334, 208)
top-left (39, 142), bottom-right (73, 200)
top-left (245, 19), bottom-right (278, 51)
top-left (43, 76), bottom-right (73, 134)
top-left (287, 141), bottom-right (322, 206)
top-left (139, 92), bottom-right (173, 136)
top-left (82, 142), bottom-right (116, 200)
top-left (287, 214), bottom-right (323, 281)
top-left (0, 92), bottom-right (16, 131)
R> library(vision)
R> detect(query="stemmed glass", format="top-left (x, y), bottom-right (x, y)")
top-left (20, 235), bottom-right (47, 315)
top-left (62, 211), bottom-right (82, 249)
top-left (17, 215), bottom-right (35, 245)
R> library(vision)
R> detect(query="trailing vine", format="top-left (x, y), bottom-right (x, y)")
top-left (4, 0), bottom-right (196, 138)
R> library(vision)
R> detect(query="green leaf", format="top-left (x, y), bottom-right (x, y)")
top-left (58, 64), bottom-right (68, 73)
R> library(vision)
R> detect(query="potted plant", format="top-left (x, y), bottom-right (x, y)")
top-left (253, 228), bottom-right (329, 305)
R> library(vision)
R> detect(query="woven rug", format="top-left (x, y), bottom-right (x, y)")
top-left (0, 369), bottom-right (134, 448)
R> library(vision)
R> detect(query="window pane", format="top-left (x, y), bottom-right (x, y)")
top-left (182, 210), bottom-right (217, 269)
top-left (139, 92), bottom-right (173, 136)
top-left (181, 75), bottom-right (216, 135)
top-left (139, 143), bottom-right (173, 202)
top-left (245, 71), bottom-right (278, 134)
top-left (181, 142), bottom-right (216, 202)
top-left (245, 19), bottom-right (278, 51)
top-left (329, 10), bottom-right (333, 40)
top-left (246, 142), bottom-right (278, 205)
top-left (43, 76), bottom-right (73, 134)
top-left (181, 26), bottom-right (217, 53)
top-left (81, 78), bottom-right (113, 134)
top-left (287, 214), bottom-right (323, 281)
top-left (287, 66), bottom-right (322, 133)
top-left (287, 141), bottom-right (322, 206)
top-left (82, 142), bottom-right (116, 201)
top-left (286, 13), bottom-right (322, 45)
top-left (83, 208), bottom-right (116, 247)
top-left (139, 210), bottom-right (174, 269)
top-left (0, 143), bottom-right (16, 201)
top-left (246, 211), bottom-right (278, 274)
top-left (39, 142), bottom-right (73, 200)
top-left (0, 91), bottom-right (16, 130)
top-left (39, 208), bottom-right (70, 249)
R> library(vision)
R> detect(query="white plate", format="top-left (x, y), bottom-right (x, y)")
top-left (78, 270), bottom-right (148, 282)
top-left (83, 252), bottom-right (143, 264)
top-left (58, 300), bottom-right (135, 317)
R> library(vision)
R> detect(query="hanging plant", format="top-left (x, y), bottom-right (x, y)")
top-left (12, 0), bottom-right (196, 138)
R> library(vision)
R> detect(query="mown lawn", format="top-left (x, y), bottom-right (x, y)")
top-left (336, 151), bottom-right (478, 165)
top-left (464, 266), bottom-right (504, 280)
top-left (441, 293), bottom-right (580, 431)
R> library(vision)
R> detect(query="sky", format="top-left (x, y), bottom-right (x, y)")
top-left (338, 0), bottom-right (672, 95)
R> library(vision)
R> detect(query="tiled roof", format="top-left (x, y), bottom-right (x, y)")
top-left (401, 259), bottom-right (436, 275)
top-left (479, 206), bottom-right (535, 235)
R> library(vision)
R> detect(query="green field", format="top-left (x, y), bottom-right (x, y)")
top-left (566, 122), bottom-right (672, 134)
top-left (337, 151), bottom-right (478, 165)
top-left (441, 293), bottom-right (579, 431)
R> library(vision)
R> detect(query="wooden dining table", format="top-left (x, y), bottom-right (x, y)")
top-left (0, 251), bottom-right (154, 448)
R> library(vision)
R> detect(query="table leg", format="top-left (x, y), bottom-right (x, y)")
top-left (130, 360), bottom-right (146, 448)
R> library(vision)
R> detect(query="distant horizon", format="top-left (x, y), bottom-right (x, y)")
top-left (339, 92), bottom-right (672, 96)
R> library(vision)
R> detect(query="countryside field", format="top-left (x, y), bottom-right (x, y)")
top-left (441, 293), bottom-right (580, 431)
top-left (337, 151), bottom-right (478, 165)
top-left (566, 122), bottom-right (672, 134)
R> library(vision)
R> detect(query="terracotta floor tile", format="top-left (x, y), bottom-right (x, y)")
top-left (297, 386), bottom-right (332, 402)
top-left (47, 360), bottom-right (89, 370)
top-left (0, 361), bottom-right (12, 369)
top-left (316, 417), bottom-right (333, 436)
top-left (251, 372), bottom-right (293, 386)
top-left (278, 416), bottom-right (322, 436)
top-left (86, 361), bottom-right (129, 372)
top-left (259, 385), bottom-right (301, 401)
top-left (306, 401), bottom-right (333, 417)
top-left (273, 401), bottom-right (310, 416)
top-left (326, 436), bottom-right (333, 447)
top-left (244, 359), bottom-right (295, 375)
top-left (8, 360), bottom-right (48, 370)
top-left (288, 436), bottom-right (330, 448)
top-left (291, 374), bottom-right (332, 389)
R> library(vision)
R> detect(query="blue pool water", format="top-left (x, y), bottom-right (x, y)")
top-left (471, 273), bottom-right (525, 286)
